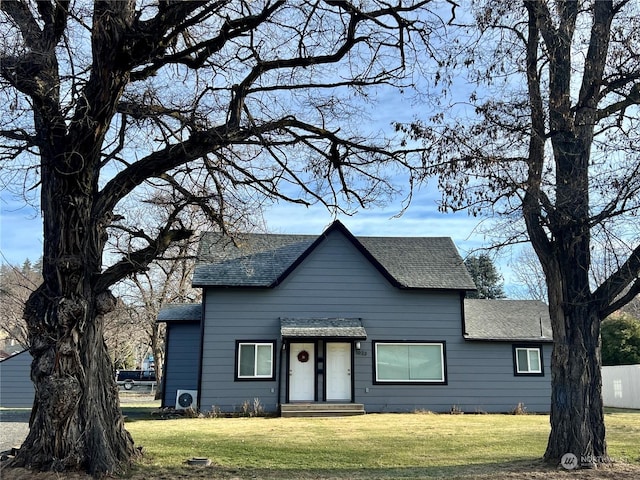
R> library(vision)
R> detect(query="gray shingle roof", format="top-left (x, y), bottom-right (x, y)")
top-left (463, 299), bottom-right (553, 342)
top-left (157, 303), bottom-right (202, 323)
top-left (358, 236), bottom-right (473, 290)
top-left (193, 233), bottom-right (316, 287)
top-left (193, 221), bottom-right (476, 290)
top-left (280, 318), bottom-right (367, 339)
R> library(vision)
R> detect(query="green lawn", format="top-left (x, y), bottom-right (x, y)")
top-left (123, 410), bottom-right (640, 479)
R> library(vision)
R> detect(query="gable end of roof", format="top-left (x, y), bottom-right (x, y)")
top-left (192, 220), bottom-right (476, 291)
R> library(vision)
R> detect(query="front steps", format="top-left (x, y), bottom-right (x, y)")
top-left (280, 402), bottom-right (366, 417)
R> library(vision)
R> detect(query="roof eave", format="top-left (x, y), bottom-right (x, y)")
top-left (157, 318), bottom-right (201, 324)
top-left (463, 336), bottom-right (554, 343)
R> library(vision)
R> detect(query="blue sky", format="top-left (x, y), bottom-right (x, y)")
top-left (0, 80), bottom-right (484, 264)
top-left (0, 197), bottom-right (42, 266)
top-left (0, 51), bottom-right (520, 292)
top-left (0, 173), bottom-right (524, 294)
top-left (0, 183), bottom-right (488, 265)
top-left (264, 189), bottom-right (486, 247)
top-left (0, 194), bottom-right (489, 269)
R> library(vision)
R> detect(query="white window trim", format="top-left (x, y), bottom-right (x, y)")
top-left (374, 341), bottom-right (446, 384)
top-left (237, 342), bottom-right (274, 379)
top-left (515, 347), bottom-right (542, 374)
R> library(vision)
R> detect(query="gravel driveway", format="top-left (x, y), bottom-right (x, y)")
top-left (0, 410), bottom-right (30, 454)
top-left (1, 393), bottom-right (157, 455)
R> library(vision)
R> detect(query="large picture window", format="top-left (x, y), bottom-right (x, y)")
top-left (513, 345), bottom-right (544, 376)
top-left (236, 341), bottom-right (275, 380)
top-left (373, 341), bottom-right (446, 384)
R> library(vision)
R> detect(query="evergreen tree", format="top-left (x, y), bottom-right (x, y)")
top-left (601, 315), bottom-right (640, 366)
top-left (464, 254), bottom-right (506, 299)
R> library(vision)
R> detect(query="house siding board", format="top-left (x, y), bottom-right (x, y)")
top-left (0, 350), bottom-right (35, 408)
top-left (199, 230), bottom-right (552, 414)
top-left (352, 339), bottom-right (550, 413)
top-left (162, 322), bottom-right (201, 408)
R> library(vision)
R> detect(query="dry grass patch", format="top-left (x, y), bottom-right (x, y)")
top-left (2, 410), bottom-right (639, 479)
top-left (122, 411), bottom-right (639, 478)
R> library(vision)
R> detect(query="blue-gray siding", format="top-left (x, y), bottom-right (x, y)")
top-left (162, 322), bottom-right (201, 408)
top-left (0, 350), bottom-right (35, 408)
top-left (199, 230), bottom-right (551, 413)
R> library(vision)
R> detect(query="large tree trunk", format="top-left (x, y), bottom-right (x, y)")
top-left (544, 302), bottom-right (606, 467)
top-left (15, 288), bottom-right (137, 474)
top-left (11, 137), bottom-right (137, 474)
top-left (540, 218), bottom-right (608, 467)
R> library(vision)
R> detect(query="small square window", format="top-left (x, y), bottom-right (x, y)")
top-left (513, 345), bottom-right (544, 376)
top-left (236, 341), bottom-right (275, 380)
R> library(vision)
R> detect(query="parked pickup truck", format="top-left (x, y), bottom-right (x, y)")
top-left (116, 370), bottom-right (156, 390)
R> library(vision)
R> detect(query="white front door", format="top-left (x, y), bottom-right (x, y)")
top-left (289, 343), bottom-right (315, 401)
top-left (326, 342), bottom-right (352, 401)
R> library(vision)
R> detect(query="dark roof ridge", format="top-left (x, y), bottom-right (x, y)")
top-left (192, 220), bottom-right (477, 291)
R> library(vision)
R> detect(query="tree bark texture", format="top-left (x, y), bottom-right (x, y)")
top-left (530, 209), bottom-right (608, 465)
top-left (18, 289), bottom-right (137, 474)
top-left (521, 0), bottom-right (623, 466)
top-left (13, 145), bottom-right (137, 473)
top-left (526, 187), bottom-right (609, 466)
top-left (545, 306), bottom-right (606, 466)
top-left (532, 120), bottom-right (609, 467)
top-left (542, 251), bottom-right (606, 464)
top-left (4, 2), bottom-right (139, 473)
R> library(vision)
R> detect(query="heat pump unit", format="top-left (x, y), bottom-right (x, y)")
top-left (175, 389), bottom-right (198, 410)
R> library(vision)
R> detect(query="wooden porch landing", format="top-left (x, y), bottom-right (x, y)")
top-left (280, 403), bottom-right (366, 417)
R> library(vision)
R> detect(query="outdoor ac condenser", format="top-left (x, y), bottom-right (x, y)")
top-left (175, 389), bottom-right (198, 410)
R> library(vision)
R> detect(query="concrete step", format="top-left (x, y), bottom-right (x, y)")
top-left (280, 403), bottom-right (365, 417)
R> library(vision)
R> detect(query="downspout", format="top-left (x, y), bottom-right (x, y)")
top-left (460, 292), bottom-right (468, 337)
top-left (278, 338), bottom-right (286, 413)
top-left (196, 300), bottom-right (205, 411)
top-left (159, 323), bottom-right (171, 408)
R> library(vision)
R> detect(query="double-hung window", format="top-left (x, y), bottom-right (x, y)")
top-left (373, 341), bottom-right (446, 384)
top-left (513, 345), bottom-right (543, 376)
top-left (236, 341), bottom-right (275, 380)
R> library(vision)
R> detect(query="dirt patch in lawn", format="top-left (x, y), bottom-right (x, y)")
top-left (2, 461), bottom-right (640, 480)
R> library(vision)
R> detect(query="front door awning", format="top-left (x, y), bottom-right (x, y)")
top-left (280, 317), bottom-right (367, 339)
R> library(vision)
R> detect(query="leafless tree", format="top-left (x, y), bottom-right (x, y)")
top-left (0, 1), bottom-right (434, 474)
top-left (510, 247), bottom-right (547, 302)
top-left (115, 211), bottom-right (205, 400)
top-left (103, 298), bottom-right (148, 371)
top-left (0, 260), bottom-right (41, 348)
top-left (403, 0), bottom-right (640, 466)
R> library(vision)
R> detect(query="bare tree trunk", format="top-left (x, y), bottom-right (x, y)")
top-left (151, 322), bottom-right (165, 401)
top-left (11, 138), bottom-right (137, 474)
top-left (544, 302), bottom-right (606, 466)
top-left (16, 288), bottom-right (137, 474)
top-left (525, 127), bottom-right (609, 467)
top-left (536, 219), bottom-right (608, 466)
